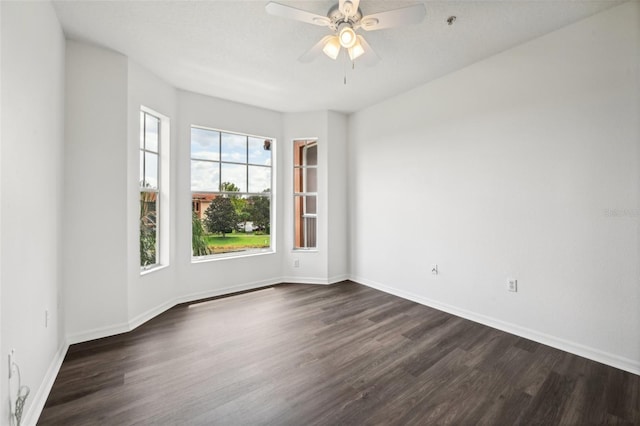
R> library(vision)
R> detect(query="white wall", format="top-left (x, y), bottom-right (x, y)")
top-left (1, 1), bottom-right (66, 424)
top-left (175, 90), bottom-right (285, 300)
top-left (62, 42), bottom-right (350, 341)
top-left (349, 1), bottom-right (640, 373)
top-left (281, 112), bottom-right (329, 282)
top-left (279, 111), bottom-right (350, 284)
top-left (64, 43), bottom-right (290, 340)
top-left (327, 111), bottom-right (349, 282)
top-left (127, 60), bottom-right (178, 326)
top-left (64, 41), bottom-right (129, 342)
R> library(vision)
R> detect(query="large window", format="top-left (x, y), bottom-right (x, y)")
top-left (140, 110), bottom-right (160, 269)
top-left (294, 140), bottom-right (317, 249)
top-left (191, 126), bottom-right (273, 259)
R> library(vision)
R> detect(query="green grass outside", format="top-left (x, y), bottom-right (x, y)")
top-left (204, 233), bottom-right (270, 253)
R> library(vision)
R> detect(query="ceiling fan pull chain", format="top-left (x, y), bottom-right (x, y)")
top-left (344, 52), bottom-right (348, 85)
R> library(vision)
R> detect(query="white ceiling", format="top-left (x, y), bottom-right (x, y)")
top-left (52, 0), bottom-right (624, 113)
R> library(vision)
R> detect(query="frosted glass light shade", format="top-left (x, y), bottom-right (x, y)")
top-left (339, 27), bottom-right (357, 48)
top-left (348, 39), bottom-right (365, 60)
top-left (322, 36), bottom-right (341, 60)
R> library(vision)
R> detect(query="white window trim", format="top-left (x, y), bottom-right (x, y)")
top-left (190, 125), bottom-right (276, 262)
top-left (140, 106), bottom-right (170, 274)
top-left (293, 139), bottom-right (318, 251)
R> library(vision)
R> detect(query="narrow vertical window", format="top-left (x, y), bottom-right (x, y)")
top-left (191, 126), bottom-right (274, 259)
top-left (140, 110), bottom-right (160, 268)
top-left (294, 140), bottom-right (317, 249)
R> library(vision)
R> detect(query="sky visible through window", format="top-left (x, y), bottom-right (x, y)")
top-left (191, 128), bottom-right (271, 194)
top-left (140, 113), bottom-right (159, 189)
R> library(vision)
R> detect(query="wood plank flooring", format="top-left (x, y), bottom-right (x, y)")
top-left (38, 281), bottom-right (640, 425)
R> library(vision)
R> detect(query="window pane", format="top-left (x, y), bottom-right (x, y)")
top-left (305, 168), bottom-right (317, 192)
top-left (191, 160), bottom-right (219, 191)
top-left (221, 163), bottom-right (246, 192)
top-left (294, 195), bottom-right (317, 216)
top-left (294, 141), bottom-right (317, 166)
top-left (191, 128), bottom-right (219, 161)
top-left (139, 153), bottom-right (144, 188)
top-left (293, 167), bottom-right (316, 193)
top-left (144, 152), bottom-right (158, 189)
top-left (294, 195), bottom-right (316, 249)
top-left (140, 191), bottom-right (158, 267)
top-left (144, 113), bottom-right (159, 152)
top-left (248, 165), bottom-right (271, 193)
top-left (294, 167), bottom-right (304, 193)
top-left (139, 112), bottom-right (144, 149)
top-left (221, 133), bottom-right (247, 163)
top-left (304, 217), bottom-right (317, 248)
top-left (304, 195), bottom-right (317, 214)
top-left (248, 137), bottom-right (271, 166)
top-left (305, 144), bottom-right (317, 166)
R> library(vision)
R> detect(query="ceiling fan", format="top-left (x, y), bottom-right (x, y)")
top-left (265, 0), bottom-right (426, 65)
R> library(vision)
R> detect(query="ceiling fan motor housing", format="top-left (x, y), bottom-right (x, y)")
top-left (327, 3), bottom-right (362, 30)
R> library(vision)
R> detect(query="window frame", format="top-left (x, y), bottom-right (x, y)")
top-left (139, 107), bottom-right (170, 274)
top-left (190, 125), bottom-right (275, 261)
top-left (293, 139), bottom-right (318, 250)
top-left (139, 109), bottom-right (161, 270)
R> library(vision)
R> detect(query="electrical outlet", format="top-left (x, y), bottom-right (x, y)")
top-left (431, 264), bottom-right (438, 275)
top-left (293, 259), bottom-right (300, 268)
top-left (507, 279), bottom-right (518, 292)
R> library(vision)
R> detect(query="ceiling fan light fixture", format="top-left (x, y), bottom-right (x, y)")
top-left (338, 25), bottom-right (357, 48)
top-left (348, 39), bottom-right (365, 60)
top-left (322, 36), bottom-right (341, 60)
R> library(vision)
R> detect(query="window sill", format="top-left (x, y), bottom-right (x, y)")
top-left (140, 264), bottom-right (169, 276)
top-left (192, 249), bottom-right (275, 264)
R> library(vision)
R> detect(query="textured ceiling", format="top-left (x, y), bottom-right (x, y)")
top-left (52, 0), bottom-right (625, 113)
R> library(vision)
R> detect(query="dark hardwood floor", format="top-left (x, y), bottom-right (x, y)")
top-left (39, 281), bottom-right (640, 425)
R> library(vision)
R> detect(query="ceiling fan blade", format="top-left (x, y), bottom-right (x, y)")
top-left (360, 3), bottom-right (426, 31)
top-left (356, 35), bottom-right (380, 66)
top-left (265, 2), bottom-right (331, 26)
top-left (339, 0), bottom-right (361, 18)
top-left (299, 35), bottom-right (333, 63)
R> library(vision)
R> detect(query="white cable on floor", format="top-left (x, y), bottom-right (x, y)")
top-left (9, 361), bottom-right (30, 426)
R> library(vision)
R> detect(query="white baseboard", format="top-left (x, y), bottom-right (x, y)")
top-left (280, 277), bottom-right (330, 285)
top-left (127, 299), bottom-right (177, 332)
top-left (68, 279), bottom-right (284, 346)
top-left (328, 274), bottom-right (350, 284)
top-left (66, 321), bottom-right (130, 346)
top-left (173, 278), bottom-right (282, 305)
top-left (22, 342), bottom-right (69, 426)
top-left (353, 275), bottom-right (640, 376)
